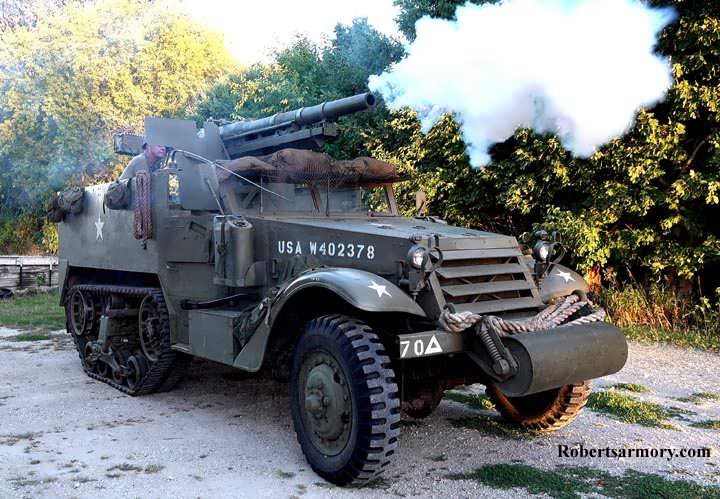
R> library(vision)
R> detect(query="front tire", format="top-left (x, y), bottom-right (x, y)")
top-left (290, 315), bottom-right (400, 486)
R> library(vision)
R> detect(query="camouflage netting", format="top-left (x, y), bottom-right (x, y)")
top-left (217, 148), bottom-right (404, 186)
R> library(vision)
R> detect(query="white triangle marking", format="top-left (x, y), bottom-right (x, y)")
top-left (424, 335), bottom-right (443, 355)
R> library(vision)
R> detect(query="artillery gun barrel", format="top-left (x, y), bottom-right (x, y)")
top-left (218, 92), bottom-right (376, 141)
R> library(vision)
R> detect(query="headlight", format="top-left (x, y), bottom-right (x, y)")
top-left (408, 246), bottom-right (427, 269)
top-left (533, 241), bottom-right (551, 261)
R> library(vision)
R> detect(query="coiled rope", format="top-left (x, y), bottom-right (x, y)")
top-left (439, 294), bottom-right (607, 334)
top-left (134, 170), bottom-right (153, 246)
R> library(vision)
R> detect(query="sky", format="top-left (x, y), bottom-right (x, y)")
top-left (178, 0), bottom-right (402, 65)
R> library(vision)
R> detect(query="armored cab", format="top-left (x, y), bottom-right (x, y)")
top-left (56, 93), bottom-right (627, 487)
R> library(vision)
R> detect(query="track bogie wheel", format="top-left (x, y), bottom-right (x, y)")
top-left (138, 294), bottom-right (163, 363)
top-left (290, 315), bottom-right (400, 487)
top-left (83, 342), bottom-right (97, 371)
top-left (127, 355), bottom-right (148, 391)
top-left (97, 358), bottom-right (111, 379)
top-left (68, 288), bottom-right (95, 337)
top-left (112, 350), bottom-right (131, 384)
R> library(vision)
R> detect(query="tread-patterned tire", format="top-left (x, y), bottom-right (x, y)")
top-left (485, 380), bottom-right (591, 431)
top-left (290, 314), bottom-right (400, 487)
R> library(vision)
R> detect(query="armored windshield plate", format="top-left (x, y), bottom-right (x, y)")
top-left (113, 132), bottom-right (144, 156)
top-left (145, 117), bottom-right (203, 155)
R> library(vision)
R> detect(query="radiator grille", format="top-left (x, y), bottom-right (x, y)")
top-left (437, 247), bottom-right (542, 315)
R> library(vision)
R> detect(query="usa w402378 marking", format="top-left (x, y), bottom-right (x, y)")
top-left (277, 240), bottom-right (375, 260)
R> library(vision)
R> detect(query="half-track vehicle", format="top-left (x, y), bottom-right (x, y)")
top-left (56, 92), bottom-right (627, 486)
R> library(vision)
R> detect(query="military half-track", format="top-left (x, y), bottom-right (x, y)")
top-left (56, 92), bottom-right (627, 486)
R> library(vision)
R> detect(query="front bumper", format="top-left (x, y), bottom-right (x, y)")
top-left (396, 321), bottom-right (628, 397)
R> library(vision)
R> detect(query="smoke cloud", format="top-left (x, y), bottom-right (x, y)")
top-left (369, 0), bottom-right (676, 166)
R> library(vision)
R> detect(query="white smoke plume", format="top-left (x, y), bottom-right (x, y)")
top-left (369, 0), bottom-right (676, 166)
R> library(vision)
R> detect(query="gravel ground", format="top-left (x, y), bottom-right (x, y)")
top-left (0, 328), bottom-right (718, 498)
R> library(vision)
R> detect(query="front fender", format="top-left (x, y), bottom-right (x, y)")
top-left (232, 267), bottom-right (425, 372)
top-left (538, 264), bottom-right (588, 303)
top-left (275, 267), bottom-right (426, 317)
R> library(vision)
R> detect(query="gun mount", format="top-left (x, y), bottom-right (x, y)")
top-left (219, 92), bottom-right (375, 157)
top-left (113, 92), bottom-right (376, 160)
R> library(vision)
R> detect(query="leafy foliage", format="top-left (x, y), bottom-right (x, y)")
top-left (1, 0), bottom-right (719, 328)
top-left (393, 0), bottom-right (495, 40)
top-left (0, 0), bottom-right (233, 252)
top-left (385, 0), bottom-right (720, 299)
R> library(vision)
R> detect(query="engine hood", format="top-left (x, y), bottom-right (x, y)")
top-left (265, 216), bottom-right (519, 249)
top-left (245, 214), bottom-right (543, 320)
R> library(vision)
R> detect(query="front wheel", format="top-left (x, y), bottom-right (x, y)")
top-left (290, 315), bottom-right (400, 487)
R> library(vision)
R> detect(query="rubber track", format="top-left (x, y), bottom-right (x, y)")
top-left (68, 285), bottom-right (176, 396)
top-left (155, 354), bottom-right (192, 393)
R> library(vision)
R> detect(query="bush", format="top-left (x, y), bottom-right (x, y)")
top-left (599, 282), bottom-right (720, 341)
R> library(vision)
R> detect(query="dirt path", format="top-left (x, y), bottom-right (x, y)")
top-left (0, 330), bottom-right (718, 498)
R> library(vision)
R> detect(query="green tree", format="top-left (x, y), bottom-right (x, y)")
top-left (384, 0), bottom-right (720, 296)
top-left (194, 18), bottom-right (404, 159)
top-left (0, 0), bottom-right (233, 252)
top-left (394, 0), bottom-right (491, 40)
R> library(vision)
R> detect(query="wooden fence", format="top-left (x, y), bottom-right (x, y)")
top-left (0, 256), bottom-right (59, 292)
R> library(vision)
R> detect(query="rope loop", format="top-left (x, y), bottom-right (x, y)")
top-left (134, 170), bottom-right (153, 246)
top-left (439, 294), bottom-right (606, 335)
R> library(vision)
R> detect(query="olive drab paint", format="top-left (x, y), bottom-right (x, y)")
top-left (56, 92), bottom-right (627, 487)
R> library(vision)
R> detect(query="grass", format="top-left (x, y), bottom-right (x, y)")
top-left (599, 283), bottom-right (720, 351)
top-left (609, 383), bottom-right (649, 393)
top-left (689, 420), bottom-right (720, 430)
top-left (449, 415), bottom-right (540, 439)
top-left (0, 292), bottom-right (64, 332)
top-left (448, 463), bottom-right (720, 499)
top-left (676, 392), bottom-right (720, 404)
top-left (364, 476), bottom-right (389, 489)
top-left (444, 391), bottom-right (495, 410)
top-left (586, 389), bottom-right (694, 429)
top-left (622, 325), bottom-right (720, 351)
top-left (106, 463), bottom-right (143, 473)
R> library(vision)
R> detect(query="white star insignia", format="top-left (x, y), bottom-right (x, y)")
top-left (368, 280), bottom-right (391, 298)
top-left (95, 217), bottom-right (105, 241)
top-left (554, 270), bottom-right (575, 283)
